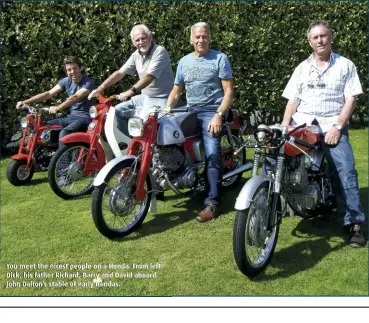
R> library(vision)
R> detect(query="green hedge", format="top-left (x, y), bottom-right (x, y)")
top-left (1, 1), bottom-right (367, 150)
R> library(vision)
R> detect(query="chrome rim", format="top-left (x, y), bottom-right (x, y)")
top-left (245, 187), bottom-right (276, 268)
top-left (55, 145), bottom-right (96, 195)
top-left (101, 165), bottom-right (148, 232)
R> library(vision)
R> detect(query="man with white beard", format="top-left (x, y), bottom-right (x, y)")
top-left (89, 24), bottom-right (174, 129)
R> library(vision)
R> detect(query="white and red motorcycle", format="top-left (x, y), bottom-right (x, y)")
top-left (91, 105), bottom-right (251, 239)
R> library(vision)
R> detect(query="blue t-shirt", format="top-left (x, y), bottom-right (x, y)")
top-left (174, 49), bottom-right (233, 109)
top-left (58, 75), bottom-right (97, 118)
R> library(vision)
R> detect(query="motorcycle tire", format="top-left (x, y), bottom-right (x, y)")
top-left (91, 159), bottom-right (152, 239)
top-left (6, 159), bottom-right (34, 186)
top-left (48, 143), bottom-right (96, 200)
top-left (221, 133), bottom-right (246, 188)
top-left (233, 181), bottom-right (280, 278)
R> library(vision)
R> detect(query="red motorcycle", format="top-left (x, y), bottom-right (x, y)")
top-left (47, 95), bottom-right (131, 199)
top-left (91, 106), bottom-right (251, 239)
top-left (6, 105), bottom-right (62, 186)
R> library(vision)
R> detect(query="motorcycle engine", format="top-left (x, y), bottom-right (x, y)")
top-left (153, 145), bottom-right (186, 172)
top-left (284, 156), bottom-right (321, 213)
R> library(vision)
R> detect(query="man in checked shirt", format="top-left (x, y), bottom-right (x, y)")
top-left (281, 20), bottom-right (366, 247)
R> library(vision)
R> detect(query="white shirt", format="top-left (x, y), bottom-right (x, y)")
top-left (282, 51), bottom-right (363, 117)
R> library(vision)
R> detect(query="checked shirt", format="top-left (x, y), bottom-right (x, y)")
top-left (282, 51), bottom-right (363, 118)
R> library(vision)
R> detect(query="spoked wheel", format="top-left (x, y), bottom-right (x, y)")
top-left (221, 133), bottom-right (246, 188)
top-left (91, 159), bottom-right (152, 239)
top-left (48, 143), bottom-right (97, 199)
top-left (233, 182), bottom-right (280, 278)
top-left (6, 159), bottom-right (34, 186)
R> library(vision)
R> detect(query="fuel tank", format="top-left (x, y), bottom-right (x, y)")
top-left (285, 125), bottom-right (321, 157)
top-left (157, 112), bottom-right (199, 145)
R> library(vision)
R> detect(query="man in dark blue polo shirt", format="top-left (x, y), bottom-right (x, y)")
top-left (17, 56), bottom-right (97, 144)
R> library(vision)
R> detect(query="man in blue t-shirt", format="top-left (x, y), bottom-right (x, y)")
top-left (166, 22), bottom-right (234, 222)
top-left (17, 56), bottom-right (97, 145)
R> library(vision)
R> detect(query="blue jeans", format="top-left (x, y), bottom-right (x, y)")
top-left (115, 95), bottom-right (168, 136)
top-left (322, 125), bottom-right (365, 226)
top-left (189, 108), bottom-right (222, 207)
top-left (46, 115), bottom-right (91, 147)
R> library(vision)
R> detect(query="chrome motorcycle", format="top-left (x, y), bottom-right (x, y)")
top-left (233, 123), bottom-right (335, 277)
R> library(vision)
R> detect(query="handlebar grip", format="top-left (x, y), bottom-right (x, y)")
top-left (293, 138), bottom-right (317, 150)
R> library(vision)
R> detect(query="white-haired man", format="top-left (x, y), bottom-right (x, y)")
top-left (166, 22), bottom-right (234, 222)
top-left (89, 24), bottom-right (174, 130)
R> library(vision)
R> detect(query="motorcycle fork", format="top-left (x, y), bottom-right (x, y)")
top-left (84, 117), bottom-right (107, 174)
top-left (267, 149), bottom-right (285, 230)
top-left (25, 127), bottom-right (40, 172)
top-left (83, 129), bottom-right (98, 174)
top-left (129, 116), bottom-right (157, 201)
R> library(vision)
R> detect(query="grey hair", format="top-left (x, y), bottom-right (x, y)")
top-left (307, 20), bottom-right (332, 39)
top-left (130, 24), bottom-right (152, 41)
top-left (190, 22), bottom-right (211, 43)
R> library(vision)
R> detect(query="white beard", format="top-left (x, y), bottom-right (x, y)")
top-left (139, 44), bottom-right (151, 54)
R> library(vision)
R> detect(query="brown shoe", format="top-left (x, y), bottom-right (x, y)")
top-left (196, 204), bottom-right (218, 223)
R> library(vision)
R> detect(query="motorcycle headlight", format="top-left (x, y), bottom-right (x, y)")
top-left (128, 117), bottom-right (144, 137)
top-left (89, 106), bottom-right (98, 118)
top-left (40, 130), bottom-right (51, 144)
top-left (254, 124), bottom-right (270, 144)
top-left (20, 117), bottom-right (28, 128)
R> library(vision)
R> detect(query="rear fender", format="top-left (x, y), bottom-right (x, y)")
top-left (234, 175), bottom-right (271, 210)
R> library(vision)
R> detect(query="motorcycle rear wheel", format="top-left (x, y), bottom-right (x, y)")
top-left (91, 159), bottom-right (152, 239)
top-left (221, 133), bottom-right (246, 188)
top-left (48, 143), bottom-right (96, 199)
top-left (6, 159), bottom-right (34, 186)
top-left (233, 182), bottom-right (280, 278)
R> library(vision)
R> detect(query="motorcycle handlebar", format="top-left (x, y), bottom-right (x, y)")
top-left (293, 138), bottom-right (317, 150)
top-left (287, 123), bottom-right (306, 137)
top-left (234, 145), bottom-right (245, 156)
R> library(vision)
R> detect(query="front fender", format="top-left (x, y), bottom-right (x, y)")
top-left (235, 175), bottom-right (270, 210)
top-left (93, 155), bottom-right (137, 186)
top-left (10, 153), bottom-right (29, 161)
top-left (60, 132), bottom-right (91, 144)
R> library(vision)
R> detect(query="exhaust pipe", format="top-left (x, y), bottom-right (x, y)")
top-left (222, 162), bottom-right (253, 180)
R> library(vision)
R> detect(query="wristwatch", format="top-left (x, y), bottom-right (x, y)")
top-left (131, 86), bottom-right (138, 95)
top-left (333, 123), bottom-right (342, 130)
top-left (216, 111), bottom-right (223, 117)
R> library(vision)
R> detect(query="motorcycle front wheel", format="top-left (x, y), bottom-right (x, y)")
top-left (233, 182), bottom-right (280, 278)
top-left (91, 159), bottom-right (152, 239)
top-left (48, 143), bottom-right (97, 199)
top-left (221, 133), bottom-right (246, 188)
top-left (6, 159), bottom-right (34, 186)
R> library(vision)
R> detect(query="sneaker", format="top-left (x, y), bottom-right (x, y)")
top-left (196, 204), bottom-right (218, 223)
top-left (349, 223), bottom-right (366, 248)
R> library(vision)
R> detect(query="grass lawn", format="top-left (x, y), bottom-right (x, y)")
top-left (0, 128), bottom-right (367, 297)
